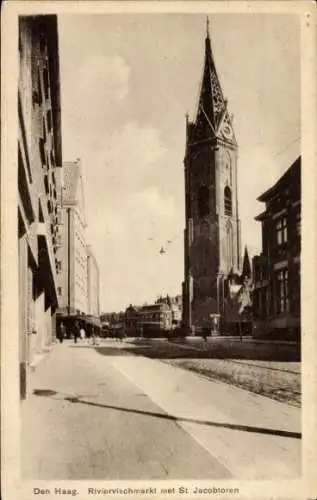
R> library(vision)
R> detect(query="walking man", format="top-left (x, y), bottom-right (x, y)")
top-left (58, 322), bottom-right (66, 343)
top-left (73, 321), bottom-right (80, 344)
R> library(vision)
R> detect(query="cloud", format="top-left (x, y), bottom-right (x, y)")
top-left (86, 185), bottom-right (184, 310)
top-left (61, 55), bottom-right (131, 135)
top-left (82, 120), bottom-right (167, 214)
top-left (71, 117), bottom-right (177, 311)
top-left (100, 121), bottom-right (167, 186)
top-left (87, 185), bottom-right (180, 243)
top-left (77, 55), bottom-right (130, 101)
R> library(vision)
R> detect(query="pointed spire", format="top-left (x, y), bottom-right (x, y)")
top-left (206, 16), bottom-right (210, 39)
top-left (242, 246), bottom-right (251, 279)
top-left (194, 18), bottom-right (226, 132)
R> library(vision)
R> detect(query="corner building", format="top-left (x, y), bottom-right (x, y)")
top-left (55, 159), bottom-right (88, 335)
top-left (18, 15), bottom-right (62, 398)
top-left (183, 23), bottom-right (241, 331)
top-left (252, 157), bottom-right (301, 340)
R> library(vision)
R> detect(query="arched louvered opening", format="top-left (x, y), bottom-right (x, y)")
top-left (224, 186), bottom-right (232, 216)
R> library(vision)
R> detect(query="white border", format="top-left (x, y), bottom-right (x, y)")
top-left (1, 1), bottom-right (316, 499)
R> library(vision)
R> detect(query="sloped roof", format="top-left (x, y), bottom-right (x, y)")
top-left (257, 156), bottom-right (301, 203)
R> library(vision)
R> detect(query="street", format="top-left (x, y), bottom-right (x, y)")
top-left (21, 339), bottom-right (301, 480)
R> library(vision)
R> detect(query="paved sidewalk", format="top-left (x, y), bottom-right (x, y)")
top-left (111, 346), bottom-right (301, 480)
top-left (21, 341), bottom-right (231, 480)
top-left (22, 340), bottom-right (301, 480)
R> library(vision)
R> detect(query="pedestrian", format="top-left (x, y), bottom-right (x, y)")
top-left (202, 328), bottom-right (208, 342)
top-left (80, 326), bottom-right (86, 340)
top-left (58, 322), bottom-right (66, 343)
top-left (91, 326), bottom-right (96, 346)
top-left (73, 321), bottom-right (80, 344)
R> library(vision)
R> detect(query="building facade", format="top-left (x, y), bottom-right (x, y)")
top-left (155, 294), bottom-right (182, 325)
top-left (183, 22), bottom-right (241, 333)
top-left (252, 157), bottom-right (301, 340)
top-left (56, 159), bottom-right (89, 335)
top-left (18, 15), bottom-right (62, 398)
top-left (124, 305), bottom-right (141, 337)
top-left (137, 303), bottom-right (172, 337)
top-left (86, 245), bottom-right (101, 334)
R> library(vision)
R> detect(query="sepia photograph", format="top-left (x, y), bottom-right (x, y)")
top-left (1, 1), bottom-right (316, 499)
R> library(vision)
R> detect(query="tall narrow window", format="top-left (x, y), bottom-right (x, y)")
top-left (276, 268), bottom-right (289, 313)
top-left (43, 66), bottom-right (49, 100)
top-left (224, 151), bottom-right (232, 184)
top-left (226, 221), bottom-right (233, 272)
top-left (224, 186), bottom-right (232, 216)
top-left (43, 117), bottom-right (46, 143)
top-left (47, 109), bottom-right (52, 132)
top-left (27, 266), bottom-right (35, 334)
top-left (275, 217), bottom-right (287, 245)
top-left (39, 138), bottom-right (46, 167)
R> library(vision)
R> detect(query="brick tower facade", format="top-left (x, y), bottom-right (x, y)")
top-left (183, 21), bottom-right (241, 331)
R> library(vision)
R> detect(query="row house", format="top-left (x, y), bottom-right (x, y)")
top-left (155, 294), bottom-right (182, 325)
top-left (137, 303), bottom-right (172, 337)
top-left (252, 156), bottom-right (301, 340)
top-left (18, 15), bottom-right (62, 398)
top-left (125, 305), bottom-right (142, 336)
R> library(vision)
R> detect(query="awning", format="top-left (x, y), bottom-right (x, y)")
top-left (85, 315), bottom-right (101, 327)
top-left (37, 223), bottom-right (58, 307)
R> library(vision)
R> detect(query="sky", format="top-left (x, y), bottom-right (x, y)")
top-left (58, 13), bottom-right (300, 312)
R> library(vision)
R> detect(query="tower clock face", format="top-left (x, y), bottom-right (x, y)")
top-left (222, 124), bottom-right (233, 140)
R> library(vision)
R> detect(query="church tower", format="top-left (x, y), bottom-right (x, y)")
top-left (183, 20), bottom-right (241, 331)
